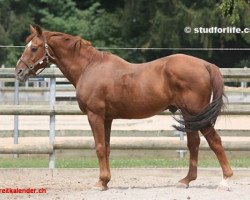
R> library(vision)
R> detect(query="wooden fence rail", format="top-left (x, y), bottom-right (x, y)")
top-left (1, 137), bottom-right (250, 154)
top-left (0, 104), bottom-right (250, 115)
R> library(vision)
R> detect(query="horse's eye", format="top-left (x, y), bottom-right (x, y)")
top-left (31, 47), bottom-right (37, 52)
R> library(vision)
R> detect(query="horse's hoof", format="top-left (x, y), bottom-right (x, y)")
top-left (176, 181), bottom-right (189, 189)
top-left (92, 181), bottom-right (109, 191)
top-left (217, 178), bottom-right (230, 191)
top-left (217, 184), bottom-right (230, 191)
top-left (92, 186), bottom-right (108, 191)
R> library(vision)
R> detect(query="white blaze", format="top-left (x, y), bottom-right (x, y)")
top-left (27, 41), bottom-right (32, 48)
top-left (16, 58), bottom-right (21, 66)
top-left (16, 41), bottom-right (32, 66)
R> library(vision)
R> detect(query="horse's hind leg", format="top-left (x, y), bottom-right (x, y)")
top-left (178, 131), bottom-right (200, 188)
top-left (200, 125), bottom-right (233, 190)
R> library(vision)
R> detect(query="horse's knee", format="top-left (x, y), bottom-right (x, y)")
top-left (96, 143), bottom-right (106, 159)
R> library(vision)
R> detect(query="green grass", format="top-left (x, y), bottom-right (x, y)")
top-left (0, 156), bottom-right (250, 168)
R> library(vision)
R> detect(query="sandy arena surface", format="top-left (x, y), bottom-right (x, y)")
top-left (0, 168), bottom-right (250, 200)
top-left (1, 112), bottom-right (250, 200)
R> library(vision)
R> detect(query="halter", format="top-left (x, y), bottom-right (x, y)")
top-left (19, 36), bottom-right (55, 76)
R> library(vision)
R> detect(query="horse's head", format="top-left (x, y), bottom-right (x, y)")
top-left (15, 25), bottom-right (53, 82)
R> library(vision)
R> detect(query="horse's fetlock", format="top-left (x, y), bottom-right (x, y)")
top-left (100, 174), bottom-right (111, 183)
top-left (224, 170), bottom-right (233, 178)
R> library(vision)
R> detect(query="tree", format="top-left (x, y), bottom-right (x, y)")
top-left (219, 0), bottom-right (246, 24)
top-left (0, 0), bottom-right (249, 67)
top-left (0, 0), bottom-right (36, 66)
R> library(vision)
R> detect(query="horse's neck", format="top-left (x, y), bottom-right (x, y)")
top-left (47, 34), bottom-right (92, 87)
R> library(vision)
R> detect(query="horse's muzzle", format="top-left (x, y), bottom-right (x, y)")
top-left (15, 67), bottom-right (30, 82)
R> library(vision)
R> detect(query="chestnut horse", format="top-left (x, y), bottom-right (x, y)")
top-left (15, 25), bottom-right (233, 190)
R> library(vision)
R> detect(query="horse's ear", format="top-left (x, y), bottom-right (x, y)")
top-left (30, 25), bottom-right (36, 34)
top-left (34, 25), bottom-right (43, 36)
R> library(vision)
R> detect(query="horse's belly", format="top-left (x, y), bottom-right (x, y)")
top-left (107, 99), bottom-right (170, 119)
top-left (116, 108), bottom-right (165, 119)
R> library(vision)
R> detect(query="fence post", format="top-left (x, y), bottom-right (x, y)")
top-left (241, 66), bottom-right (247, 102)
top-left (14, 79), bottom-right (19, 144)
top-left (49, 65), bottom-right (56, 169)
top-left (0, 64), bottom-right (4, 82)
top-left (174, 116), bottom-right (186, 158)
top-left (14, 79), bottom-right (19, 158)
top-left (25, 80), bottom-right (29, 101)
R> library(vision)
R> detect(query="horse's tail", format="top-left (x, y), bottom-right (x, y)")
top-left (174, 64), bottom-right (225, 132)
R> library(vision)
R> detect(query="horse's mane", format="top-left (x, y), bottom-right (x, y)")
top-left (47, 32), bottom-right (110, 62)
top-left (25, 30), bottom-right (110, 62)
top-left (44, 32), bottom-right (92, 53)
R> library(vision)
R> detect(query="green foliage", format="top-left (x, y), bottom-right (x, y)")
top-left (0, 0), bottom-right (249, 67)
top-left (0, 0), bottom-right (34, 66)
top-left (219, 0), bottom-right (246, 24)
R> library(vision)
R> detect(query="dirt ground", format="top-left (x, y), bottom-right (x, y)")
top-left (1, 115), bottom-right (250, 200)
top-left (0, 168), bottom-right (249, 200)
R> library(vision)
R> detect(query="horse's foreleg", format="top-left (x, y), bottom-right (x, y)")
top-left (87, 111), bottom-right (111, 190)
top-left (178, 131), bottom-right (200, 188)
top-left (200, 125), bottom-right (233, 190)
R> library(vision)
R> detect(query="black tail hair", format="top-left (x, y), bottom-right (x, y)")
top-left (173, 64), bottom-right (225, 132)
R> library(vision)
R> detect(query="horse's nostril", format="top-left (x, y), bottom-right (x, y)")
top-left (17, 69), bottom-right (23, 75)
